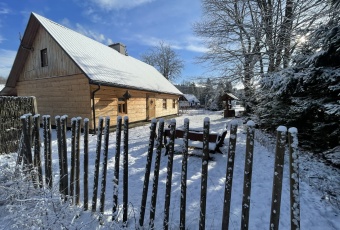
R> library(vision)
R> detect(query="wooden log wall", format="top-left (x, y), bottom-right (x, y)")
top-left (0, 96), bottom-right (37, 154)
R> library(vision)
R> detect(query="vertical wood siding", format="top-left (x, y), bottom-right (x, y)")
top-left (17, 74), bottom-right (91, 127)
top-left (19, 26), bottom-right (82, 80)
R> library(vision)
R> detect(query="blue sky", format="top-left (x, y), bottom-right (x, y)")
top-left (0, 0), bottom-right (214, 84)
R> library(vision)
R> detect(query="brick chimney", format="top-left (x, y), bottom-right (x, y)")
top-left (109, 43), bottom-right (127, 55)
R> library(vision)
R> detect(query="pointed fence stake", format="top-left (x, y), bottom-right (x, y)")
top-left (222, 120), bottom-right (238, 230)
top-left (123, 116), bottom-right (129, 226)
top-left (269, 126), bottom-right (287, 230)
top-left (163, 119), bottom-right (176, 230)
top-left (75, 117), bottom-right (82, 205)
top-left (100, 117), bottom-right (110, 215)
top-left (43, 115), bottom-right (52, 188)
top-left (92, 117), bottom-right (104, 212)
top-left (149, 119), bottom-right (164, 229)
top-left (83, 118), bottom-right (89, 210)
top-left (199, 117), bottom-right (210, 230)
top-left (112, 116), bottom-right (122, 220)
top-left (240, 120), bottom-right (255, 230)
top-left (60, 115), bottom-right (68, 198)
top-left (70, 118), bottom-right (76, 204)
top-left (180, 118), bottom-right (189, 230)
top-left (288, 128), bottom-right (300, 230)
top-left (139, 118), bottom-right (157, 227)
top-left (33, 114), bottom-right (43, 188)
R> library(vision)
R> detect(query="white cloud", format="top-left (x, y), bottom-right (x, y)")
top-left (0, 49), bottom-right (16, 77)
top-left (75, 23), bottom-right (107, 43)
top-left (90, 0), bottom-right (155, 10)
top-left (0, 35), bottom-right (4, 43)
top-left (133, 34), bottom-right (208, 53)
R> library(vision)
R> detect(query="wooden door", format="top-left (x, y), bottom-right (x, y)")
top-left (147, 96), bottom-right (156, 120)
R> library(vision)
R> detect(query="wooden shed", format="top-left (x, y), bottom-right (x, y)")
top-left (1, 13), bottom-right (182, 130)
top-left (220, 92), bottom-right (239, 118)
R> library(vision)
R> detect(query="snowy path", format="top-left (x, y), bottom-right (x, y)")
top-left (0, 110), bottom-right (339, 229)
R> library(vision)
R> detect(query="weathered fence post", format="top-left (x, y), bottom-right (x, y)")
top-left (123, 116), bottom-right (129, 225)
top-left (199, 117), bottom-right (210, 230)
top-left (60, 115), bottom-right (68, 197)
top-left (84, 118), bottom-right (89, 210)
top-left (99, 117), bottom-right (110, 215)
top-left (75, 117), bottom-right (82, 205)
top-left (43, 115), bottom-right (52, 188)
top-left (288, 128), bottom-right (300, 230)
top-left (92, 117), bottom-right (104, 212)
top-left (269, 126), bottom-right (287, 230)
top-left (139, 118), bottom-right (157, 227)
top-left (163, 119), bottom-right (176, 230)
top-left (222, 119), bottom-right (238, 230)
top-left (70, 118), bottom-right (77, 203)
top-left (20, 114), bottom-right (33, 171)
top-left (180, 118), bottom-right (189, 230)
top-left (33, 114), bottom-right (43, 188)
top-left (112, 116), bottom-right (122, 220)
top-left (55, 116), bottom-right (64, 194)
top-left (149, 118), bottom-right (164, 229)
top-left (240, 120), bottom-right (255, 230)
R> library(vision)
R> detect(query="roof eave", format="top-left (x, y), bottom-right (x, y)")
top-left (89, 80), bottom-right (183, 96)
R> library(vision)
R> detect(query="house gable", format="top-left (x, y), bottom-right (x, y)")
top-left (18, 25), bottom-right (82, 82)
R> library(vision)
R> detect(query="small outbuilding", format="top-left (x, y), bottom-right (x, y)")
top-left (179, 94), bottom-right (200, 108)
top-left (220, 92), bottom-right (239, 118)
top-left (1, 13), bottom-right (182, 130)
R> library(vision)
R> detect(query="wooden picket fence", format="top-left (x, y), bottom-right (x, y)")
top-left (17, 113), bottom-right (300, 230)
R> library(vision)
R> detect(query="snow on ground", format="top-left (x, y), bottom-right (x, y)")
top-left (0, 110), bottom-right (339, 229)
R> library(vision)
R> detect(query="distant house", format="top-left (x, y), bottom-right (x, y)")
top-left (0, 13), bottom-right (182, 130)
top-left (179, 94), bottom-right (200, 108)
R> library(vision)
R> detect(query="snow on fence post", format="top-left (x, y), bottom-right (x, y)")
top-left (163, 119), bottom-right (176, 230)
top-left (43, 115), bottom-right (52, 188)
top-left (33, 114), bottom-right (43, 188)
top-left (199, 117), bottom-right (210, 230)
top-left (83, 118), bottom-right (89, 210)
top-left (123, 116), bottom-right (129, 226)
top-left (269, 126), bottom-right (287, 230)
top-left (60, 115), bottom-right (68, 198)
top-left (222, 119), bottom-right (238, 229)
top-left (288, 128), bottom-right (300, 230)
top-left (241, 120), bottom-right (255, 230)
top-left (91, 117), bottom-right (104, 212)
top-left (99, 117), bottom-right (110, 215)
top-left (180, 118), bottom-right (189, 230)
top-left (112, 116), bottom-right (122, 220)
top-left (149, 118), bottom-right (164, 229)
top-left (75, 117), bottom-right (82, 205)
top-left (70, 118), bottom-right (76, 204)
top-left (20, 114), bottom-right (33, 172)
top-left (55, 116), bottom-right (64, 194)
top-left (139, 118), bottom-right (157, 227)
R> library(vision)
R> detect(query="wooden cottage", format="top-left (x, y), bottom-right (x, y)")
top-left (1, 13), bottom-right (182, 130)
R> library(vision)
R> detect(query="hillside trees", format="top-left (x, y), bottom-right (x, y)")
top-left (141, 41), bottom-right (184, 81)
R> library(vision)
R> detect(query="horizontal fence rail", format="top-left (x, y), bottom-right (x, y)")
top-left (16, 114), bottom-right (300, 229)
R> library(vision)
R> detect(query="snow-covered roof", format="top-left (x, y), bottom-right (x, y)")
top-left (31, 13), bottom-right (182, 95)
top-left (0, 84), bottom-right (4, 91)
top-left (182, 94), bottom-right (200, 103)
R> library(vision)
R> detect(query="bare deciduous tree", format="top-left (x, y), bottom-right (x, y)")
top-left (194, 0), bottom-right (329, 112)
top-left (0, 76), bottom-right (7, 84)
top-left (141, 41), bottom-right (184, 82)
